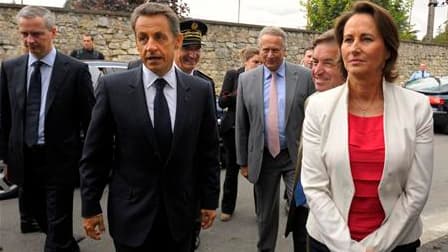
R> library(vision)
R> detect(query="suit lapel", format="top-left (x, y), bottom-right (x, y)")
top-left (128, 68), bottom-right (162, 160)
top-left (166, 69), bottom-right (190, 163)
top-left (254, 67), bottom-right (265, 128)
top-left (45, 52), bottom-right (66, 116)
top-left (284, 62), bottom-right (298, 126)
top-left (14, 56), bottom-right (28, 114)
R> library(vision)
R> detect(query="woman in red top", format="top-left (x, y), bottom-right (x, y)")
top-left (301, 1), bottom-right (433, 252)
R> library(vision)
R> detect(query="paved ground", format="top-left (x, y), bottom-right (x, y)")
top-left (1, 134), bottom-right (448, 251)
top-left (420, 235), bottom-right (448, 251)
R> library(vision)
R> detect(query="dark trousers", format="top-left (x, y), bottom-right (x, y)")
top-left (255, 149), bottom-right (294, 252)
top-left (114, 206), bottom-right (192, 252)
top-left (309, 236), bottom-right (420, 252)
top-left (191, 213), bottom-right (201, 251)
top-left (23, 146), bottom-right (78, 252)
top-left (18, 186), bottom-right (38, 225)
top-left (292, 206), bottom-right (309, 252)
top-left (221, 129), bottom-right (240, 214)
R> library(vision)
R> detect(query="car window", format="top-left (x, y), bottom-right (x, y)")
top-left (88, 66), bottom-right (102, 91)
top-left (405, 77), bottom-right (448, 94)
top-left (86, 62), bottom-right (127, 92)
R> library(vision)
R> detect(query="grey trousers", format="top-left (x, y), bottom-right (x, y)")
top-left (254, 149), bottom-right (294, 252)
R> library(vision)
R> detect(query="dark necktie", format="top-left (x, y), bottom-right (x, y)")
top-left (153, 78), bottom-right (172, 159)
top-left (25, 61), bottom-right (43, 147)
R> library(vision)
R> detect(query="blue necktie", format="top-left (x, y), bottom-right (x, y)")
top-left (154, 78), bottom-right (172, 160)
top-left (25, 61), bottom-right (43, 147)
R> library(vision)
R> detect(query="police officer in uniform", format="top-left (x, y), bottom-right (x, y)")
top-left (175, 19), bottom-right (216, 107)
top-left (174, 19), bottom-right (217, 251)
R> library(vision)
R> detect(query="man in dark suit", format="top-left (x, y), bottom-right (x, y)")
top-left (284, 29), bottom-right (346, 252)
top-left (79, 3), bottom-right (220, 252)
top-left (236, 26), bottom-right (315, 252)
top-left (174, 18), bottom-right (216, 251)
top-left (0, 5), bottom-right (95, 252)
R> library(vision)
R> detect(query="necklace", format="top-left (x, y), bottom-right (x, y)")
top-left (350, 97), bottom-right (383, 116)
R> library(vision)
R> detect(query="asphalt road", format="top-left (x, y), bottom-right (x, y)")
top-left (1, 134), bottom-right (448, 252)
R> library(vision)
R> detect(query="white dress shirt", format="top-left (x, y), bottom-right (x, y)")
top-left (27, 47), bottom-right (57, 144)
top-left (142, 64), bottom-right (177, 131)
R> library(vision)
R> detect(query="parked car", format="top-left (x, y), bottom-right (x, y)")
top-left (0, 161), bottom-right (18, 200)
top-left (84, 60), bottom-right (128, 91)
top-left (404, 76), bottom-right (448, 133)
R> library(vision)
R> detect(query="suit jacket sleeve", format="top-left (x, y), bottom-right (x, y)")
top-left (218, 69), bottom-right (238, 109)
top-left (235, 74), bottom-right (249, 166)
top-left (361, 95), bottom-right (434, 251)
top-left (301, 95), bottom-right (366, 252)
top-left (79, 77), bottom-right (114, 217)
top-left (0, 62), bottom-right (11, 162)
top-left (197, 83), bottom-right (221, 209)
top-left (76, 63), bottom-right (95, 134)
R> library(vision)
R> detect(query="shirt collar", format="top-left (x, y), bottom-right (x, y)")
top-left (28, 47), bottom-right (56, 68)
top-left (143, 64), bottom-right (176, 89)
top-left (174, 63), bottom-right (195, 75)
top-left (263, 59), bottom-right (286, 80)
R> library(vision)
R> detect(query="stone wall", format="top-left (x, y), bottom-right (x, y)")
top-left (1, 3), bottom-right (448, 89)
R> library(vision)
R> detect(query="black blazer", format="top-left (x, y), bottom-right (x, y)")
top-left (193, 69), bottom-right (217, 115)
top-left (218, 67), bottom-right (244, 134)
top-left (0, 52), bottom-right (95, 185)
top-left (79, 67), bottom-right (220, 246)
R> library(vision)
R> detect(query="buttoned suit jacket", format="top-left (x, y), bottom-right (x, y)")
top-left (302, 81), bottom-right (433, 252)
top-left (235, 62), bottom-right (314, 183)
top-left (0, 52), bottom-right (95, 185)
top-left (79, 67), bottom-right (220, 246)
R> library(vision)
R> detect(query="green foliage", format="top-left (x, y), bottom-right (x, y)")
top-left (433, 23), bottom-right (448, 44)
top-left (302, 0), bottom-right (416, 40)
top-left (67, 0), bottom-right (190, 17)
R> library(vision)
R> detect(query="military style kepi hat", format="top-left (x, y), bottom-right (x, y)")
top-left (180, 19), bottom-right (208, 47)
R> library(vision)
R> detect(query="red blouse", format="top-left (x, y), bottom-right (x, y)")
top-left (348, 113), bottom-right (385, 241)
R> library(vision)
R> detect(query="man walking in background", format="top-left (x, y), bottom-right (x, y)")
top-left (70, 34), bottom-right (105, 60)
top-left (174, 18), bottom-right (216, 251)
top-left (236, 26), bottom-right (314, 252)
top-left (0, 5), bottom-right (94, 252)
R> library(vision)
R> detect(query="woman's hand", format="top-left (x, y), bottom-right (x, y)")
top-left (366, 247), bottom-right (376, 252)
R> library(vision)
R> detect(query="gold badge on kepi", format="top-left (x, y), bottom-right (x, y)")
top-left (191, 22), bottom-right (198, 31)
top-left (180, 19), bottom-right (208, 47)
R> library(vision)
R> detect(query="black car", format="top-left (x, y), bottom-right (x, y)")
top-left (404, 76), bottom-right (448, 133)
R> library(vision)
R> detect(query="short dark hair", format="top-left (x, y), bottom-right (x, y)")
top-left (313, 29), bottom-right (347, 79)
top-left (313, 29), bottom-right (336, 48)
top-left (83, 34), bottom-right (94, 41)
top-left (334, 1), bottom-right (399, 82)
top-left (130, 2), bottom-right (180, 36)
